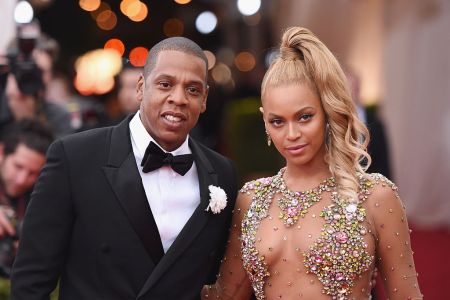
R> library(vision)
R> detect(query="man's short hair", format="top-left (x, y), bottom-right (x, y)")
top-left (1, 119), bottom-right (54, 156)
top-left (143, 37), bottom-right (208, 82)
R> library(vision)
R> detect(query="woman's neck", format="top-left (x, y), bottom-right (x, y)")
top-left (283, 161), bottom-right (331, 191)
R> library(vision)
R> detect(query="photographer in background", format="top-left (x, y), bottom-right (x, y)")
top-left (0, 119), bottom-right (53, 277)
top-left (0, 22), bottom-right (72, 138)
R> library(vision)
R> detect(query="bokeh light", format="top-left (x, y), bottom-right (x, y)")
top-left (120, 0), bottom-right (137, 16)
top-left (74, 49), bottom-right (122, 95)
top-left (125, 0), bottom-right (141, 17)
top-left (217, 48), bottom-right (235, 67)
top-left (14, 1), bottom-right (34, 24)
top-left (237, 0), bottom-right (261, 16)
top-left (195, 11), bottom-right (217, 34)
top-left (129, 47), bottom-right (148, 67)
top-left (211, 63), bottom-right (232, 85)
top-left (265, 49), bottom-right (279, 67)
top-left (174, 0), bottom-right (191, 4)
top-left (104, 38), bottom-right (125, 56)
top-left (90, 2), bottom-right (111, 20)
top-left (235, 51), bottom-right (256, 72)
top-left (203, 50), bottom-right (216, 70)
top-left (128, 2), bottom-right (148, 22)
top-left (79, 0), bottom-right (100, 12)
top-left (96, 10), bottom-right (117, 31)
top-left (120, 0), bottom-right (147, 22)
top-left (163, 18), bottom-right (184, 37)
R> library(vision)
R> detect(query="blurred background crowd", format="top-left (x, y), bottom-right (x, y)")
top-left (0, 0), bottom-right (449, 298)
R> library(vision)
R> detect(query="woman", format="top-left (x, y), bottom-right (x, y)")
top-left (202, 27), bottom-right (422, 300)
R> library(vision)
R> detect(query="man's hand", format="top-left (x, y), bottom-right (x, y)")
top-left (0, 206), bottom-right (16, 238)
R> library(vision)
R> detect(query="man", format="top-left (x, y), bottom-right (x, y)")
top-left (11, 37), bottom-right (238, 300)
top-left (0, 119), bottom-right (53, 276)
top-left (118, 66), bottom-right (142, 117)
top-left (2, 69), bottom-right (73, 139)
top-left (0, 31), bottom-right (73, 138)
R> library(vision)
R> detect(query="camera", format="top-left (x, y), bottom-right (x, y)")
top-left (1, 21), bottom-right (44, 97)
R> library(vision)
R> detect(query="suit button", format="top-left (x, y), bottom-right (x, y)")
top-left (100, 243), bottom-right (110, 253)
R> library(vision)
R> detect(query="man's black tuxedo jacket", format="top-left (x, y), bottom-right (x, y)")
top-left (11, 116), bottom-right (238, 300)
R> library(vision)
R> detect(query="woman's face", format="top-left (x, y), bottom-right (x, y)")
top-left (261, 83), bottom-right (327, 168)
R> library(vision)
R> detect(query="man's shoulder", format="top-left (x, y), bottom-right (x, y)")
top-left (59, 116), bottom-right (131, 146)
top-left (60, 125), bottom-right (114, 145)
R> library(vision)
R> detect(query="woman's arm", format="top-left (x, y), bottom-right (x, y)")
top-left (370, 179), bottom-right (423, 299)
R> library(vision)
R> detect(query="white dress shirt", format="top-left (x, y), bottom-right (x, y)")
top-left (129, 112), bottom-right (200, 253)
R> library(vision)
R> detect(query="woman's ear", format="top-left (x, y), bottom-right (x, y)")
top-left (259, 107), bottom-right (266, 123)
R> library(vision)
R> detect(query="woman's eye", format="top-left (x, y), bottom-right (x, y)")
top-left (269, 119), bottom-right (283, 126)
top-left (300, 114), bottom-right (313, 122)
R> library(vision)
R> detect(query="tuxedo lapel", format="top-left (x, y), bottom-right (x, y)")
top-left (137, 138), bottom-right (218, 297)
top-left (102, 116), bottom-right (164, 265)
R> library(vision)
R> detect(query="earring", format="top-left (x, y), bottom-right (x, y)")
top-left (325, 123), bottom-right (331, 151)
top-left (266, 130), bottom-right (272, 146)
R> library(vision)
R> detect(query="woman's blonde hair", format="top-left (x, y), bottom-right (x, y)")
top-left (262, 27), bottom-right (371, 202)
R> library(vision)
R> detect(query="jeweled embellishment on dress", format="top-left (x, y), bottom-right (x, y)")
top-left (240, 177), bottom-right (274, 300)
top-left (303, 192), bottom-right (374, 299)
top-left (239, 171), bottom-right (388, 300)
top-left (274, 169), bottom-right (336, 227)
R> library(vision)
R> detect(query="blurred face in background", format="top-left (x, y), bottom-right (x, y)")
top-left (118, 68), bottom-right (141, 114)
top-left (5, 74), bottom-right (37, 120)
top-left (0, 143), bottom-right (46, 198)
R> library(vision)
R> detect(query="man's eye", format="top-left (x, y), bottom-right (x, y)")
top-left (158, 82), bottom-right (171, 88)
top-left (187, 87), bottom-right (201, 95)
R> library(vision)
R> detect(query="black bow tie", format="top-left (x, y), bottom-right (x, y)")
top-left (141, 141), bottom-right (194, 176)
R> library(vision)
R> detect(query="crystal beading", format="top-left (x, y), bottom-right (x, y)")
top-left (274, 168), bottom-right (336, 227)
top-left (239, 171), bottom-right (397, 300)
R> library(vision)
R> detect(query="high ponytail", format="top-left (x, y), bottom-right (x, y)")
top-left (262, 27), bottom-right (371, 202)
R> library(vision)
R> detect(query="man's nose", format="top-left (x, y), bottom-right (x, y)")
top-left (168, 86), bottom-right (188, 105)
top-left (15, 171), bottom-right (29, 186)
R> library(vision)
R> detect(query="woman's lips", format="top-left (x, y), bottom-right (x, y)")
top-left (285, 144), bottom-right (308, 155)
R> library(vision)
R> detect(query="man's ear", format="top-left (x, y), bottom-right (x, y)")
top-left (200, 85), bottom-right (209, 113)
top-left (136, 74), bottom-right (144, 103)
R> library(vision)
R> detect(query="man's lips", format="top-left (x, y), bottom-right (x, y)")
top-left (161, 111), bottom-right (186, 123)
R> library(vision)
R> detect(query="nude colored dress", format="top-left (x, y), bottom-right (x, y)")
top-left (203, 169), bottom-right (422, 300)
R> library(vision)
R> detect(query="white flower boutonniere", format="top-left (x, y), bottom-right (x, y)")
top-left (206, 185), bottom-right (227, 214)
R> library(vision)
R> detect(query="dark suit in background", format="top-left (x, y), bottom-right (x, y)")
top-left (365, 107), bottom-right (391, 178)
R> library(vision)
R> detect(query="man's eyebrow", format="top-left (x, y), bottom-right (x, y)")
top-left (153, 73), bottom-right (205, 86)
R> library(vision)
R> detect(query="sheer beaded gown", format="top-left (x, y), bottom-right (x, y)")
top-left (203, 168), bottom-right (422, 300)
